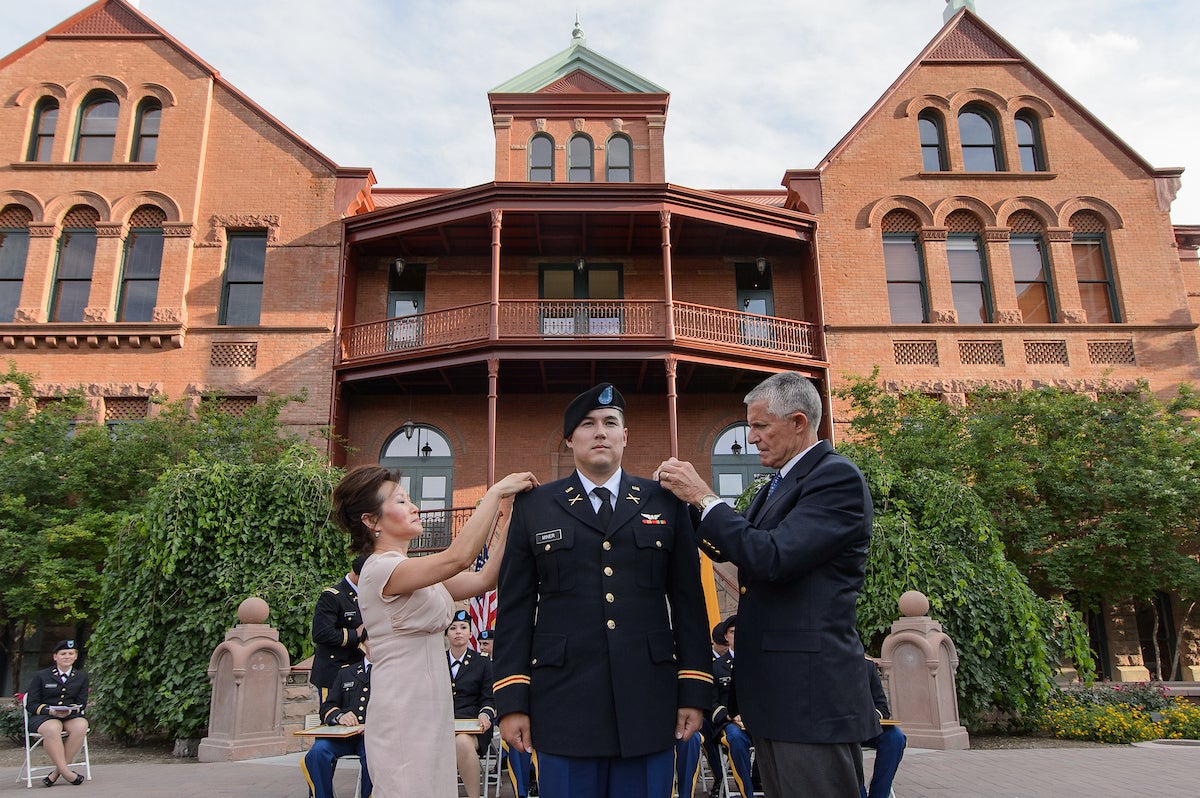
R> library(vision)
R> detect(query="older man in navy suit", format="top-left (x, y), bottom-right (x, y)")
top-left (495, 383), bottom-right (712, 798)
top-left (656, 371), bottom-right (879, 798)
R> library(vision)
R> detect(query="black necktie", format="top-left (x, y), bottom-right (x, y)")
top-left (593, 486), bottom-right (613, 529)
top-left (450, 658), bottom-right (462, 679)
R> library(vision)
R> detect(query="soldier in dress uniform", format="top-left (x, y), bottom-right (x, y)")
top-left (310, 554), bottom-right (367, 700)
top-left (478, 628), bottom-right (494, 658)
top-left (495, 383), bottom-right (712, 798)
top-left (24, 640), bottom-right (88, 786)
top-left (301, 643), bottom-right (373, 798)
top-left (708, 617), bottom-right (753, 798)
top-left (448, 609), bottom-right (496, 798)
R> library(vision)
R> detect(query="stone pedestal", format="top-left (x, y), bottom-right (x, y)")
top-left (879, 590), bottom-right (970, 750)
top-left (197, 597), bottom-right (291, 762)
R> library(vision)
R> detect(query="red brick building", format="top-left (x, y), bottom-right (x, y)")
top-left (3, 1), bottom-right (1197, 680)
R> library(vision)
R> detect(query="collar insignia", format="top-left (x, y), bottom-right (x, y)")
top-left (568, 494), bottom-right (584, 505)
top-left (626, 493), bottom-right (640, 504)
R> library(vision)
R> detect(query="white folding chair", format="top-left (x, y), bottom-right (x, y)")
top-left (16, 693), bottom-right (91, 788)
top-left (479, 727), bottom-right (503, 798)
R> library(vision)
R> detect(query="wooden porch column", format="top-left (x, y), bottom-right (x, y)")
top-left (487, 357), bottom-right (498, 485)
top-left (490, 209), bottom-right (502, 340)
top-left (660, 210), bottom-right (676, 340)
top-left (665, 356), bottom-right (679, 458)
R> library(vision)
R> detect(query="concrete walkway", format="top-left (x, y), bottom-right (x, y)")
top-left (5, 743), bottom-right (1200, 797)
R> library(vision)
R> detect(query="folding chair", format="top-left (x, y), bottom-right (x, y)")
top-left (302, 714), bottom-right (362, 798)
top-left (479, 727), bottom-right (503, 798)
top-left (16, 693), bottom-right (91, 788)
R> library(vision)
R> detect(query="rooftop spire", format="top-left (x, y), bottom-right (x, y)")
top-left (944, 0), bottom-right (976, 23)
top-left (571, 14), bottom-right (586, 47)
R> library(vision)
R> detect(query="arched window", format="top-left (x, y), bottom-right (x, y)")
top-left (710, 423), bottom-right (770, 505)
top-left (0, 205), bottom-right (33, 322)
top-left (958, 105), bottom-right (1001, 171)
top-left (528, 134), bottom-right (554, 182)
top-left (380, 424), bottom-right (455, 546)
top-left (945, 211), bottom-right (992, 323)
top-left (131, 99), bottom-right (162, 162)
top-left (1070, 211), bottom-right (1119, 323)
top-left (568, 134), bottom-right (594, 182)
top-left (917, 110), bottom-right (947, 171)
top-left (606, 134), bottom-right (632, 182)
top-left (118, 206), bottom-right (166, 322)
top-left (27, 98), bottom-right (58, 162)
top-left (1014, 111), bottom-right (1045, 172)
top-left (1008, 211), bottom-right (1055, 323)
top-left (881, 210), bottom-right (927, 323)
top-left (51, 206), bottom-right (100, 322)
top-left (73, 92), bottom-right (119, 162)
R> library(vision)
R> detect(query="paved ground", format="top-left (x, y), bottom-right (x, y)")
top-left (5, 743), bottom-right (1200, 796)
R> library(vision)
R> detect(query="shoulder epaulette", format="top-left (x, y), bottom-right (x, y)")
top-left (323, 587), bottom-right (340, 595)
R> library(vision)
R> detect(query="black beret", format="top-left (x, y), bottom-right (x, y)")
top-left (451, 609), bottom-right (470, 625)
top-left (711, 623), bottom-right (727, 645)
top-left (350, 554), bottom-right (368, 575)
top-left (479, 629), bottom-right (493, 641)
top-left (563, 383), bottom-right (626, 438)
top-left (53, 640), bottom-right (76, 653)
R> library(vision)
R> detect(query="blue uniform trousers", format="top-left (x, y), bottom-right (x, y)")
top-left (861, 725), bottom-right (905, 798)
top-left (301, 735), bottom-right (371, 798)
top-left (537, 748), bottom-right (674, 798)
top-left (716, 723), bottom-right (753, 797)
top-left (502, 740), bottom-right (534, 797)
top-left (674, 733), bottom-right (702, 796)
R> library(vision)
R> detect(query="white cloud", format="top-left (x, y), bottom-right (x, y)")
top-left (2, 0), bottom-right (1198, 220)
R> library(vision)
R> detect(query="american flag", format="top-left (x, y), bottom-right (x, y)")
top-left (468, 545), bottom-right (496, 650)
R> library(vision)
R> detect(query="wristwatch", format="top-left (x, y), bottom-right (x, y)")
top-left (695, 493), bottom-right (722, 512)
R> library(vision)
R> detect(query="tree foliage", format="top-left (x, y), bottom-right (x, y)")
top-left (838, 373), bottom-right (1200, 610)
top-left (89, 450), bottom-right (346, 740)
top-left (0, 361), bottom-right (315, 694)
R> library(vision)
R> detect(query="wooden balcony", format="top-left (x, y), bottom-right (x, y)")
top-left (339, 300), bottom-right (817, 365)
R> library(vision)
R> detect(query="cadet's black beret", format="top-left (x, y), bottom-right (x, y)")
top-left (712, 623), bottom-right (727, 645)
top-left (351, 554), bottom-right (368, 575)
top-left (450, 610), bottom-right (470, 625)
top-left (479, 629), bottom-right (493, 641)
top-left (563, 383), bottom-right (625, 438)
top-left (53, 640), bottom-right (76, 653)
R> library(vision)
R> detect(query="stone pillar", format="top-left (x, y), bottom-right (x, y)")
top-left (197, 597), bottom-right (291, 762)
top-left (919, 228), bottom-right (956, 324)
top-left (879, 590), bottom-right (970, 750)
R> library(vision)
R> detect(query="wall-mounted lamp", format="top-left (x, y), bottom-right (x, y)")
top-left (731, 441), bottom-right (743, 456)
top-left (393, 257), bottom-right (406, 278)
top-left (755, 257), bottom-right (768, 276)
top-left (576, 257), bottom-right (586, 272)
top-left (401, 417), bottom-right (415, 440)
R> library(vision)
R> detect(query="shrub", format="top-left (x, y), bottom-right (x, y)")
top-left (1031, 683), bottom-right (1200, 743)
top-left (0, 694), bottom-right (24, 744)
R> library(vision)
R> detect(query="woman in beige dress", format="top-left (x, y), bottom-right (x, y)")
top-left (332, 465), bottom-right (537, 798)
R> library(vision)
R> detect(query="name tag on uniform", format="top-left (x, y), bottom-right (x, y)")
top-left (44, 683), bottom-right (57, 689)
top-left (535, 529), bottom-right (563, 544)
top-left (343, 681), bottom-right (355, 689)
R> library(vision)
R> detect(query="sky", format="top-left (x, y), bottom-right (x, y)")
top-left (3, 0), bottom-right (1198, 222)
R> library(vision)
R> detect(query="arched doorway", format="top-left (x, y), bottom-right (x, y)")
top-left (380, 424), bottom-right (454, 513)
top-left (710, 423), bottom-right (771, 505)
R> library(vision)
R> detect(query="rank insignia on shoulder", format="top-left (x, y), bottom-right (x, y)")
top-left (324, 587), bottom-right (339, 594)
top-left (640, 513), bottom-right (666, 525)
top-left (535, 529), bottom-right (563, 544)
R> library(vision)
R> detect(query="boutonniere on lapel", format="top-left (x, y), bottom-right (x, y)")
top-left (640, 513), bottom-right (667, 525)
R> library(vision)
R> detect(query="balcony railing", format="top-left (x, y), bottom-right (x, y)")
top-left (340, 300), bottom-right (816, 362)
top-left (410, 506), bottom-right (474, 555)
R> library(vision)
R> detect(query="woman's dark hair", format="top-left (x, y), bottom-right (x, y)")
top-left (332, 465), bottom-right (400, 555)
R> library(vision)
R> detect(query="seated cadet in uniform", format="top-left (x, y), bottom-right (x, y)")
top-left (24, 640), bottom-right (89, 786)
top-left (448, 609), bottom-right (496, 798)
top-left (709, 617), bottom-right (753, 798)
top-left (861, 657), bottom-right (906, 798)
top-left (301, 641), bottom-right (373, 798)
top-left (478, 628), bottom-right (494, 658)
top-left (490, 628), bottom-right (536, 798)
top-left (310, 555), bottom-right (368, 701)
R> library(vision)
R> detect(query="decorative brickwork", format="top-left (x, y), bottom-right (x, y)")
top-left (129, 205), bottom-right (167, 228)
top-left (1024, 340), bottom-right (1068, 365)
top-left (1007, 210), bottom-right (1044, 234)
top-left (925, 24), bottom-right (1015, 62)
top-left (104, 396), bottom-right (150, 421)
top-left (203, 396), bottom-right (258, 416)
top-left (60, 1), bottom-right (157, 36)
top-left (881, 210), bottom-right (920, 233)
top-left (1069, 211), bottom-right (1107, 234)
top-left (0, 205), bottom-right (33, 228)
top-left (1088, 340), bottom-right (1136, 365)
top-left (894, 340), bottom-right (939, 365)
top-left (959, 340), bottom-right (1004, 365)
top-left (945, 210), bottom-right (983, 233)
top-left (210, 342), bottom-right (258, 368)
top-left (62, 206), bottom-right (100, 228)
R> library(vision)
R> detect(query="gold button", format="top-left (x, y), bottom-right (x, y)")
top-left (606, 620), bottom-right (616, 630)
top-left (605, 593), bottom-right (614, 603)
top-left (655, 540), bottom-right (662, 548)
top-left (604, 566), bottom-right (613, 576)
top-left (545, 544), bottom-right (551, 551)
top-left (740, 586), bottom-right (747, 595)
top-left (602, 541), bottom-right (612, 551)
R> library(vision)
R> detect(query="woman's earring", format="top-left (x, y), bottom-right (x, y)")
top-left (374, 530), bottom-right (381, 538)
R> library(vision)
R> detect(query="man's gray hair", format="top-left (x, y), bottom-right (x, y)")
top-left (744, 372), bottom-right (822, 428)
